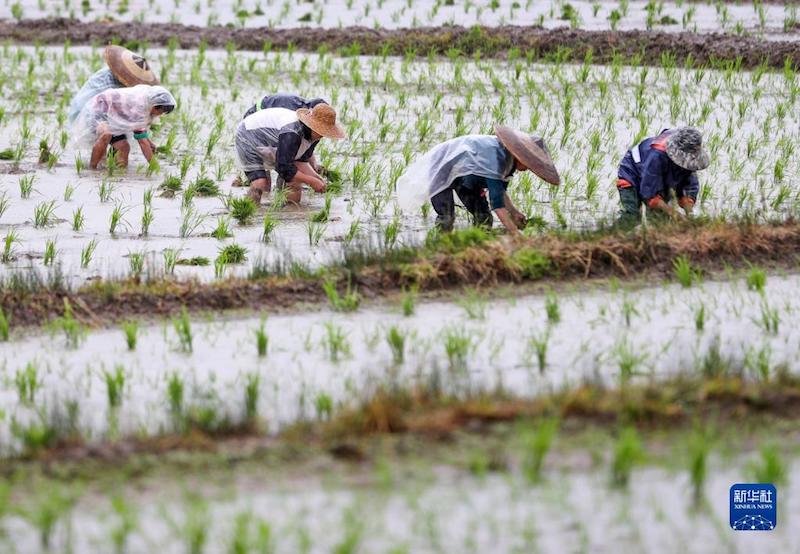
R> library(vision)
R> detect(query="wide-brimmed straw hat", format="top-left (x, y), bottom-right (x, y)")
top-left (103, 45), bottom-right (159, 87)
top-left (494, 124), bottom-right (560, 186)
top-left (297, 104), bottom-right (346, 140)
top-left (665, 127), bottom-right (710, 171)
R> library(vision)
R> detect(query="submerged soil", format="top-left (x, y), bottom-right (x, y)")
top-left (1, 18), bottom-right (799, 68)
top-left (2, 219), bottom-right (800, 328)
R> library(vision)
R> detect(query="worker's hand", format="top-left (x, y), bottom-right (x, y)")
top-left (310, 178), bottom-right (327, 194)
top-left (514, 213), bottom-right (528, 228)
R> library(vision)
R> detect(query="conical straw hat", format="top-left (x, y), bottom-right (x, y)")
top-left (494, 124), bottom-right (560, 186)
top-left (297, 104), bottom-right (346, 140)
top-left (103, 45), bottom-right (159, 87)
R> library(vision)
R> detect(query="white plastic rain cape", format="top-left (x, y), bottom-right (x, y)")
top-left (67, 68), bottom-right (123, 124)
top-left (234, 108), bottom-right (313, 173)
top-left (395, 135), bottom-right (513, 211)
top-left (71, 85), bottom-right (176, 148)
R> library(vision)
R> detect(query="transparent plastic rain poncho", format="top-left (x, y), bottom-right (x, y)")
top-left (235, 108), bottom-right (314, 173)
top-left (67, 68), bottom-right (123, 124)
top-left (395, 135), bottom-right (513, 211)
top-left (70, 85), bottom-right (176, 148)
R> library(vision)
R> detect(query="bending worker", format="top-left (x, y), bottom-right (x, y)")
top-left (235, 104), bottom-right (345, 205)
top-left (396, 125), bottom-right (560, 235)
top-left (68, 45), bottom-right (161, 169)
top-left (616, 127), bottom-right (710, 225)
top-left (72, 85), bottom-right (176, 170)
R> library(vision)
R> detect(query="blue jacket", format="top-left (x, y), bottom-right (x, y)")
top-left (617, 129), bottom-right (699, 208)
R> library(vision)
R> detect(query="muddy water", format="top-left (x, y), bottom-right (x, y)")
top-left (0, 272), bottom-right (797, 455)
top-left (4, 450), bottom-right (799, 553)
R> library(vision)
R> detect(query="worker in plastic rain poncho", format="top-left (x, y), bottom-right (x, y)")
top-left (615, 127), bottom-right (709, 226)
top-left (71, 85), bottom-right (177, 170)
top-left (395, 125), bottom-right (560, 235)
top-left (68, 45), bottom-right (162, 169)
top-left (237, 94), bottom-right (328, 189)
top-left (235, 103), bottom-right (346, 205)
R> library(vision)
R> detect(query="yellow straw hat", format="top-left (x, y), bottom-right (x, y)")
top-left (296, 104), bottom-right (346, 140)
top-left (103, 45), bottom-right (159, 87)
top-left (494, 124), bottom-right (560, 186)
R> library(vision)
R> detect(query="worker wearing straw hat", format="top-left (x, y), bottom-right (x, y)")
top-left (68, 45), bottom-right (161, 168)
top-left (235, 103), bottom-right (346, 205)
top-left (395, 125), bottom-right (560, 235)
top-left (235, 94), bottom-right (328, 189)
top-left (616, 127), bottom-right (709, 225)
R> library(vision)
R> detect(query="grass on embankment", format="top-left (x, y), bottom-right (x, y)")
top-left (2, 217), bottom-right (799, 329)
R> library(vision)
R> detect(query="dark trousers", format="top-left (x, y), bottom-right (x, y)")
top-left (430, 175), bottom-right (493, 232)
top-left (617, 186), bottom-right (672, 226)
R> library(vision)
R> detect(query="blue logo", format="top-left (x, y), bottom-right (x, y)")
top-left (730, 483), bottom-right (776, 531)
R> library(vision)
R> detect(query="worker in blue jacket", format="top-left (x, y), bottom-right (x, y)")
top-left (616, 127), bottom-right (709, 225)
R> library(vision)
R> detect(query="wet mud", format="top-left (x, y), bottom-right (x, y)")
top-left (0, 18), bottom-right (799, 68)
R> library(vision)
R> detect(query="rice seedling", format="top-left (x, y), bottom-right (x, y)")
top-left (103, 365), bottom-right (126, 409)
top-left (673, 256), bottom-right (701, 287)
top-left (109, 203), bottom-right (130, 235)
top-left (217, 243), bottom-right (247, 264)
top-left (314, 392), bottom-right (333, 420)
top-left (19, 174), bottom-right (35, 199)
top-left (63, 183), bottom-right (75, 202)
top-left (121, 320), bottom-right (138, 350)
top-left (192, 175), bottom-right (221, 197)
top-left (15, 362), bottom-right (39, 404)
top-left (544, 294), bottom-right (560, 324)
top-left (214, 255), bottom-right (227, 279)
top-left (140, 203), bottom-right (154, 236)
top-left (459, 288), bottom-right (486, 319)
top-left (688, 426), bottom-right (712, 501)
top-left (16, 486), bottom-right (76, 551)
top-left (0, 307), bottom-right (9, 341)
top-left (0, 192), bottom-right (9, 221)
top-left (746, 265), bottom-right (766, 293)
top-left (444, 326), bottom-right (472, 373)
top-left (759, 299), bottom-right (780, 335)
top-left (244, 372), bottom-right (260, 422)
top-left (306, 220), bottom-right (326, 246)
top-left (0, 229), bottom-right (20, 263)
top-left (163, 248), bottom-right (179, 275)
top-left (322, 279), bottom-right (360, 311)
top-left (255, 320), bottom-right (268, 357)
top-left (167, 372), bottom-right (185, 423)
top-left (176, 256), bottom-right (210, 266)
top-left (401, 286), bottom-right (417, 316)
top-left (527, 329), bottom-right (549, 374)
top-left (694, 303), bottom-right (706, 331)
top-left (43, 239), bottom-right (56, 266)
top-left (160, 174), bottom-right (183, 195)
top-left (173, 307), bottom-right (193, 353)
top-left (323, 322), bottom-right (350, 362)
top-left (109, 495), bottom-right (138, 554)
top-left (98, 179), bottom-right (115, 203)
top-left (51, 299), bottom-right (84, 348)
top-left (750, 444), bottom-right (787, 485)
top-left (211, 216), bottom-right (233, 240)
top-left (128, 251), bottom-right (145, 277)
top-left (71, 207), bottom-right (85, 231)
top-left (386, 325), bottom-right (406, 364)
top-left (611, 427), bottom-right (645, 488)
top-left (32, 200), bottom-right (57, 228)
top-left (521, 418), bottom-right (559, 483)
top-left (261, 212), bottom-right (278, 242)
top-left (229, 196), bottom-right (257, 225)
top-left (80, 239), bottom-right (98, 268)
top-left (179, 205), bottom-right (206, 238)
